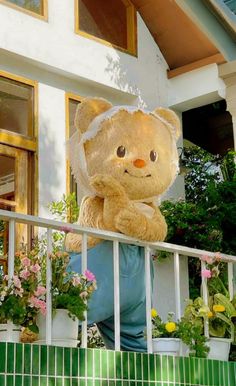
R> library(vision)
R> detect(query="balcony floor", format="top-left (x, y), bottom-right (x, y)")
top-left (0, 343), bottom-right (235, 385)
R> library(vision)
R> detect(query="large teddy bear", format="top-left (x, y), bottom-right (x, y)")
top-left (65, 97), bottom-right (180, 351)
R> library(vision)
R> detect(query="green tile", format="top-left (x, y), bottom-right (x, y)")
top-left (71, 348), bottom-right (79, 377)
top-left (108, 350), bottom-right (115, 379)
top-left (208, 359), bottom-right (214, 386)
top-left (78, 380), bottom-right (85, 386)
top-left (229, 362), bottom-right (236, 386)
top-left (129, 352), bottom-right (135, 380)
top-left (79, 348), bottom-right (86, 378)
top-left (183, 357), bottom-right (190, 384)
top-left (123, 382), bottom-right (129, 386)
top-left (135, 353), bottom-right (142, 380)
top-left (55, 378), bottom-right (63, 386)
top-left (48, 346), bottom-right (55, 376)
top-left (87, 380), bottom-right (94, 386)
top-left (122, 351), bottom-right (129, 379)
top-left (15, 344), bottom-right (23, 374)
top-left (149, 354), bottom-right (155, 381)
top-left (7, 343), bottom-right (14, 373)
top-left (63, 379), bottom-right (71, 386)
top-left (40, 345), bottom-right (47, 376)
top-left (39, 377), bottom-right (48, 386)
top-left (142, 353), bottom-right (148, 381)
top-left (0, 375), bottom-right (4, 386)
top-left (32, 376), bottom-right (40, 386)
top-left (94, 381), bottom-right (101, 386)
top-left (0, 343), bottom-right (6, 373)
top-left (167, 356), bottom-right (174, 382)
top-left (178, 356), bottom-right (185, 384)
top-left (72, 379), bottom-right (79, 386)
top-left (63, 347), bottom-right (71, 377)
top-left (6, 375), bottom-right (14, 386)
top-left (189, 357), bottom-right (195, 384)
top-left (55, 347), bottom-right (63, 376)
top-left (15, 375), bottom-right (22, 386)
top-left (161, 356), bottom-right (168, 382)
top-left (94, 349), bottom-right (101, 378)
top-left (223, 361), bottom-right (229, 386)
top-left (32, 345), bottom-right (40, 375)
top-left (23, 344), bottom-right (31, 374)
top-left (101, 349), bottom-right (107, 378)
top-left (174, 357), bottom-right (180, 383)
top-left (155, 355), bottom-right (161, 381)
top-left (87, 348), bottom-right (93, 378)
top-left (213, 360), bottom-right (220, 386)
top-left (218, 360), bottom-right (225, 386)
top-left (116, 382), bottom-right (122, 386)
top-left (115, 351), bottom-right (122, 379)
top-left (101, 381), bottom-right (108, 386)
top-left (199, 358), bottom-right (205, 386)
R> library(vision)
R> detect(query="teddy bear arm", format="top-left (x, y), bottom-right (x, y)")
top-left (115, 205), bottom-right (167, 242)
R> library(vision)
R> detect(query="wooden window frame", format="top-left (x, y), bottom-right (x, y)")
top-left (65, 92), bottom-right (83, 198)
top-left (74, 0), bottom-right (137, 56)
top-left (0, 69), bottom-right (38, 217)
top-left (0, 0), bottom-right (48, 21)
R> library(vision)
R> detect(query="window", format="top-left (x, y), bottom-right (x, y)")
top-left (65, 94), bottom-right (83, 200)
top-left (0, 0), bottom-right (47, 19)
top-left (75, 0), bottom-right (137, 55)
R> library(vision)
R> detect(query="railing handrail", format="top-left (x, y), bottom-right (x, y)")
top-left (0, 209), bottom-right (235, 262)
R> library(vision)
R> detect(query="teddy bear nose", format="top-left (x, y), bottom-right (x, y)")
top-left (133, 159), bottom-right (146, 168)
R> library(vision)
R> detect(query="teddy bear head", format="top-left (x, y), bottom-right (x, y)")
top-left (68, 97), bottom-right (181, 202)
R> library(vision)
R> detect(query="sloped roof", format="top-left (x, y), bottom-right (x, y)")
top-left (132, 0), bottom-right (226, 77)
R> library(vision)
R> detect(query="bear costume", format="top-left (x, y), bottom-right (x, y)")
top-left (65, 97), bottom-right (180, 351)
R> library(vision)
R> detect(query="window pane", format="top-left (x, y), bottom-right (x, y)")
top-left (79, 0), bottom-right (128, 49)
top-left (0, 76), bottom-right (34, 137)
top-left (6, 0), bottom-right (43, 14)
top-left (0, 155), bottom-right (15, 204)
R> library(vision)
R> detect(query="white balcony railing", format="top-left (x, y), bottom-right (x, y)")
top-left (0, 209), bottom-right (236, 353)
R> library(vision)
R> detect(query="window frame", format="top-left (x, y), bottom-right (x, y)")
top-left (0, 69), bottom-right (38, 217)
top-left (65, 92), bottom-right (83, 198)
top-left (0, 0), bottom-right (48, 21)
top-left (74, 0), bottom-right (137, 56)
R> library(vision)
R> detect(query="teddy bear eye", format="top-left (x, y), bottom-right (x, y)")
top-left (117, 146), bottom-right (126, 158)
top-left (150, 150), bottom-right (157, 162)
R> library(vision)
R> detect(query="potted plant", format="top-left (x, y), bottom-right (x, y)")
top-left (151, 309), bottom-right (181, 356)
top-left (36, 251), bottom-right (97, 347)
top-left (0, 250), bottom-right (47, 342)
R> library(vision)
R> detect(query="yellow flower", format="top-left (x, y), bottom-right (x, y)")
top-left (165, 322), bottom-right (176, 333)
top-left (213, 304), bottom-right (225, 313)
top-left (151, 308), bottom-right (158, 318)
top-left (207, 311), bottom-right (213, 318)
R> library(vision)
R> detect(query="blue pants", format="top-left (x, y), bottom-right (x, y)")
top-left (69, 241), bottom-right (153, 352)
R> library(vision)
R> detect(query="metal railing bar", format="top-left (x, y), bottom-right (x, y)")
top-left (145, 246), bottom-right (152, 354)
top-left (81, 233), bottom-right (88, 349)
top-left (201, 260), bottom-right (209, 338)
top-left (0, 210), bottom-right (235, 262)
top-left (8, 219), bottom-right (15, 280)
top-left (46, 228), bottom-right (52, 345)
top-left (228, 262), bottom-right (234, 301)
top-left (174, 252), bottom-right (181, 321)
top-left (113, 240), bottom-right (120, 351)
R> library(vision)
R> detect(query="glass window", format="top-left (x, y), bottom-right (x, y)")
top-left (0, 76), bottom-right (34, 137)
top-left (77, 0), bottom-right (136, 53)
top-left (4, 0), bottom-right (44, 15)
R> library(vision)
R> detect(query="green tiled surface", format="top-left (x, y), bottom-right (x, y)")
top-left (0, 343), bottom-right (235, 385)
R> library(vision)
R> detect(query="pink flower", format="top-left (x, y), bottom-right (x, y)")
top-left (20, 270), bottom-right (31, 280)
top-left (30, 263), bottom-right (41, 273)
top-left (60, 226), bottom-right (74, 233)
top-left (84, 270), bottom-right (96, 282)
top-left (15, 288), bottom-right (24, 297)
top-left (21, 257), bottom-right (31, 267)
top-left (34, 286), bottom-right (47, 297)
top-left (29, 297), bottom-right (47, 315)
top-left (13, 275), bottom-right (21, 288)
top-left (201, 255), bottom-right (213, 264)
top-left (72, 276), bottom-right (81, 287)
top-left (201, 269), bottom-right (212, 279)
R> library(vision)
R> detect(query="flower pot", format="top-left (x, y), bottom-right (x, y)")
top-left (152, 338), bottom-right (181, 356)
top-left (36, 309), bottom-right (79, 347)
top-left (0, 322), bottom-right (21, 343)
top-left (208, 337), bottom-right (231, 361)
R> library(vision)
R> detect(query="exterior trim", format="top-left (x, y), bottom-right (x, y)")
top-left (0, 0), bottom-right (48, 21)
top-left (74, 0), bottom-right (137, 57)
top-left (65, 92), bottom-right (83, 197)
top-left (0, 69), bottom-right (38, 217)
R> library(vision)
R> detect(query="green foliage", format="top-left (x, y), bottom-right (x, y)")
top-left (48, 193), bottom-right (79, 223)
top-left (152, 311), bottom-right (179, 338)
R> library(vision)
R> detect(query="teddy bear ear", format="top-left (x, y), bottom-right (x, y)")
top-left (74, 97), bottom-right (113, 134)
top-left (153, 107), bottom-right (181, 141)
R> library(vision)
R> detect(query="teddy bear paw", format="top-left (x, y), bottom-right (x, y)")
top-left (115, 207), bottom-right (139, 236)
top-left (90, 174), bottom-right (126, 197)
